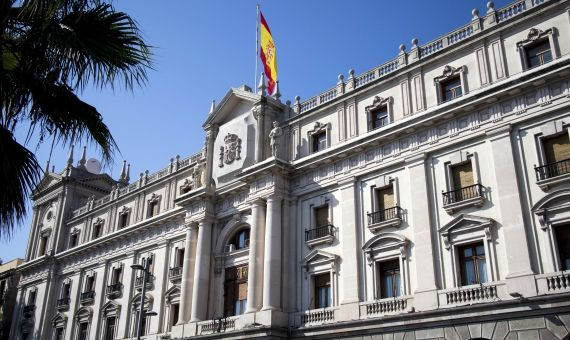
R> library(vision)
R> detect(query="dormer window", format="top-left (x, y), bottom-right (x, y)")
top-left (517, 28), bottom-right (558, 71)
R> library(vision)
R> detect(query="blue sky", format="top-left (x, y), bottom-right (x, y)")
top-left (1, 0), bottom-right (511, 261)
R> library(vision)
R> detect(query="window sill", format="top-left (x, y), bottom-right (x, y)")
top-left (443, 195), bottom-right (485, 214)
top-left (536, 172), bottom-right (570, 191)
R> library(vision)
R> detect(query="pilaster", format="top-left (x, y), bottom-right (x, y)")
top-left (178, 225), bottom-right (196, 324)
top-left (190, 217), bottom-right (214, 322)
top-left (486, 125), bottom-right (537, 298)
top-left (405, 153), bottom-right (438, 311)
top-left (338, 177), bottom-right (361, 306)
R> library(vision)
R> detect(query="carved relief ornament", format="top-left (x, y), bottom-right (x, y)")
top-left (218, 133), bottom-right (242, 167)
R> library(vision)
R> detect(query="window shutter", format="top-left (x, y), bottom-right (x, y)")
top-left (237, 282), bottom-right (248, 300)
top-left (377, 186), bottom-right (394, 210)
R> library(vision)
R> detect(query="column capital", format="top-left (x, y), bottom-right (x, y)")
top-left (485, 124), bottom-right (512, 140)
top-left (404, 152), bottom-right (427, 166)
top-left (249, 198), bottom-right (266, 207)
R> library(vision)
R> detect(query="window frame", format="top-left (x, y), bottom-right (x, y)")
top-left (307, 122), bottom-right (331, 154)
top-left (376, 258), bottom-right (401, 299)
top-left (313, 272), bottom-right (332, 309)
top-left (457, 241), bottom-right (488, 286)
top-left (91, 218), bottom-right (104, 240)
top-left (223, 265), bottom-right (249, 317)
top-left (117, 206), bottom-right (131, 229)
top-left (365, 96), bottom-right (393, 132)
top-left (517, 27), bottom-right (558, 71)
top-left (434, 65), bottom-right (467, 104)
top-left (147, 194), bottom-right (161, 218)
top-left (301, 250), bottom-right (338, 311)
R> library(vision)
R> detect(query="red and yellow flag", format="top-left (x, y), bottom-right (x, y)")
top-left (259, 11), bottom-right (277, 95)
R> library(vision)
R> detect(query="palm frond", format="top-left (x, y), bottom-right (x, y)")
top-left (0, 126), bottom-right (41, 239)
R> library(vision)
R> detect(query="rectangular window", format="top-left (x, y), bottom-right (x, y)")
top-left (139, 310), bottom-right (148, 336)
top-left (314, 273), bottom-right (331, 309)
top-left (39, 235), bottom-right (48, 256)
top-left (170, 303), bottom-right (180, 327)
top-left (370, 107), bottom-right (388, 130)
top-left (111, 267), bottom-right (122, 284)
top-left (526, 40), bottom-right (552, 69)
top-left (85, 276), bottom-right (95, 292)
top-left (93, 224), bottom-right (102, 239)
top-left (441, 76), bottom-right (462, 102)
top-left (376, 185), bottom-right (395, 211)
top-left (315, 205), bottom-right (329, 227)
top-left (104, 317), bottom-right (116, 340)
top-left (378, 259), bottom-right (401, 299)
top-left (69, 233), bottom-right (78, 248)
top-left (78, 322), bottom-right (89, 340)
top-left (543, 133), bottom-right (570, 164)
top-left (224, 265), bottom-right (248, 317)
top-left (148, 201), bottom-right (160, 217)
top-left (555, 225), bottom-right (570, 271)
top-left (28, 290), bottom-right (36, 306)
top-left (451, 162), bottom-right (474, 190)
top-left (119, 213), bottom-right (129, 228)
top-left (62, 283), bottom-right (71, 299)
top-left (312, 132), bottom-right (327, 153)
top-left (176, 248), bottom-right (185, 268)
top-left (458, 242), bottom-right (487, 286)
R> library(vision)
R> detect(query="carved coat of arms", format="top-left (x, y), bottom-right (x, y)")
top-left (219, 133), bottom-right (242, 167)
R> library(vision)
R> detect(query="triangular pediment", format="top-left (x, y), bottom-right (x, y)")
top-left (439, 214), bottom-right (493, 235)
top-left (302, 249), bottom-right (338, 266)
top-left (202, 86), bottom-right (261, 127)
top-left (34, 173), bottom-right (62, 194)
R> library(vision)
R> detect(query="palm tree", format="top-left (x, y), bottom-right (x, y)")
top-left (0, 0), bottom-right (152, 238)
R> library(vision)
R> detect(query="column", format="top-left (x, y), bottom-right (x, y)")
top-left (190, 219), bottom-right (213, 322)
top-left (487, 126), bottom-right (536, 296)
top-left (282, 199), bottom-right (297, 312)
top-left (339, 178), bottom-right (361, 304)
top-left (246, 199), bottom-right (266, 313)
top-left (178, 225), bottom-right (195, 324)
top-left (406, 154), bottom-right (438, 311)
top-left (261, 195), bottom-right (282, 311)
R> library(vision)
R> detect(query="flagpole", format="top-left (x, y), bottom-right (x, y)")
top-left (255, 4), bottom-right (260, 90)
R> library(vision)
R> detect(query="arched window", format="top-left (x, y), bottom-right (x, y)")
top-left (225, 228), bottom-right (250, 252)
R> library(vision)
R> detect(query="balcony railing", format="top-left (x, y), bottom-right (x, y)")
top-left (80, 291), bottom-right (95, 304)
top-left (106, 283), bottom-right (122, 297)
top-left (198, 317), bottom-right (236, 334)
top-left (440, 281), bottom-right (503, 306)
top-left (442, 183), bottom-right (484, 205)
top-left (536, 270), bottom-right (570, 295)
top-left (169, 266), bottom-right (183, 278)
top-left (361, 295), bottom-right (412, 317)
top-left (56, 297), bottom-right (70, 310)
top-left (135, 274), bottom-right (154, 289)
top-left (297, 307), bottom-right (337, 326)
top-left (368, 206), bottom-right (402, 225)
top-left (305, 224), bottom-right (334, 242)
top-left (23, 304), bottom-right (35, 317)
top-left (535, 158), bottom-right (570, 181)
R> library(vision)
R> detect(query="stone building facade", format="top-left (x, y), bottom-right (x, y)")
top-left (9, 0), bottom-right (570, 339)
top-left (0, 259), bottom-right (24, 340)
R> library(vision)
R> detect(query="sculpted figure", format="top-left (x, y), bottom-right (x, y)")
top-left (269, 121), bottom-right (283, 157)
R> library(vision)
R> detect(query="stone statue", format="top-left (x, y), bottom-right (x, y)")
top-left (269, 121), bottom-right (283, 157)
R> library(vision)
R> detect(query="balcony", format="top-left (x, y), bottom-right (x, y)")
top-left (80, 291), bottom-right (95, 305)
top-left (360, 295), bottom-right (413, 318)
top-left (135, 274), bottom-right (154, 290)
top-left (56, 297), bottom-right (70, 311)
top-left (442, 183), bottom-right (485, 213)
top-left (305, 224), bottom-right (335, 248)
top-left (169, 267), bottom-right (183, 282)
top-left (438, 281), bottom-right (504, 307)
top-left (534, 159), bottom-right (570, 190)
top-left (367, 206), bottom-right (403, 233)
top-left (22, 304), bottom-right (35, 318)
top-left (198, 317), bottom-right (237, 335)
top-left (296, 307), bottom-right (337, 327)
top-left (536, 270), bottom-right (570, 295)
top-left (106, 282), bottom-right (123, 299)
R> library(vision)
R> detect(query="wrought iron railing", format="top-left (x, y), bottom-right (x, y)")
top-left (56, 297), bottom-right (70, 308)
top-left (135, 274), bottom-right (154, 288)
top-left (80, 291), bottom-right (95, 301)
top-left (305, 224), bottom-right (334, 242)
top-left (368, 206), bottom-right (402, 225)
top-left (442, 184), bottom-right (484, 205)
top-left (169, 266), bottom-right (183, 278)
top-left (106, 283), bottom-right (122, 295)
top-left (535, 158), bottom-right (570, 181)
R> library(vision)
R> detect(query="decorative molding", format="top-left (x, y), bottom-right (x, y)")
top-left (219, 133), bottom-right (242, 167)
top-left (516, 28), bottom-right (553, 49)
top-left (434, 65), bottom-right (465, 84)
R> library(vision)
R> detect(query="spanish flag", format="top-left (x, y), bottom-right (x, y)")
top-left (259, 11), bottom-right (277, 95)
